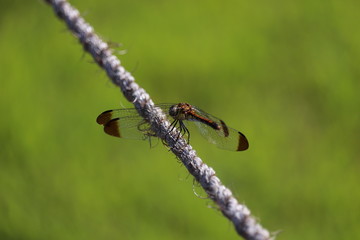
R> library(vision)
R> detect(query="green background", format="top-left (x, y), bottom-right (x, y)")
top-left (1, 0), bottom-right (359, 239)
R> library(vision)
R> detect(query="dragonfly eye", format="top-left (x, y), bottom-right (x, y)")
top-left (169, 105), bottom-right (178, 117)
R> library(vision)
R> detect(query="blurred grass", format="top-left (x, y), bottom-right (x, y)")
top-left (0, 0), bottom-right (359, 239)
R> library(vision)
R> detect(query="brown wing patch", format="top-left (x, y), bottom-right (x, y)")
top-left (103, 118), bottom-right (121, 137)
top-left (96, 110), bottom-right (113, 125)
top-left (219, 120), bottom-right (229, 137)
top-left (237, 132), bottom-right (249, 151)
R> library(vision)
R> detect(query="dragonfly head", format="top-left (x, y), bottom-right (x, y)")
top-left (169, 103), bottom-right (187, 120)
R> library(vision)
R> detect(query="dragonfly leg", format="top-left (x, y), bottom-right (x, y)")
top-left (166, 119), bottom-right (189, 144)
top-left (175, 121), bottom-right (182, 142)
top-left (165, 119), bottom-right (178, 140)
top-left (169, 119), bottom-right (178, 132)
top-left (179, 120), bottom-right (190, 143)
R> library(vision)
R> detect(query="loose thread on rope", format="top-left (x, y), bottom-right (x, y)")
top-left (44, 0), bottom-right (273, 239)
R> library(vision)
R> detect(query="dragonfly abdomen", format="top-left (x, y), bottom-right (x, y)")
top-left (189, 113), bottom-right (220, 130)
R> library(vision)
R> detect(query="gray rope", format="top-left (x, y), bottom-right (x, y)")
top-left (44, 1), bottom-right (273, 239)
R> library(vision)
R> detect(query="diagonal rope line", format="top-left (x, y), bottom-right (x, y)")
top-left (44, 0), bottom-right (272, 239)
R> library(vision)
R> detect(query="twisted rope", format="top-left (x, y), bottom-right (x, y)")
top-left (44, 1), bottom-right (272, 239)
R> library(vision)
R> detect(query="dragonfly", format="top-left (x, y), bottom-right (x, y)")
top-left (96, 103), bottom-right (249, 151)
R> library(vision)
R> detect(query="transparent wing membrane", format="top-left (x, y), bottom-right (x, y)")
top-left (97, 109), bottom-right (152, 139)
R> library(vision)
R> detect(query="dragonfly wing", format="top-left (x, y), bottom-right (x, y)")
top-left (189, 106), bottom-right (249, 151)
top-left (97, 109), bottom-right (152, 139)
top-left (193, 121), bottom-right (248, 151)
top-left (97, 108), bottom-right (142, 125)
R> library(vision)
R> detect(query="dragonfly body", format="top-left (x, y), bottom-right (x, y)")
top-left (169, 103), bottom-right (220, 130)
top-left (97, 103), bottom-right (249, 151)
